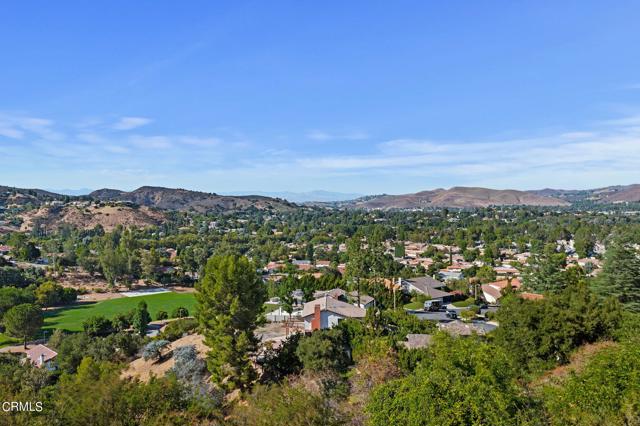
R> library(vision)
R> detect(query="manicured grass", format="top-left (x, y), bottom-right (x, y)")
top-left (452, 297), bottom-right (476, 308)
top-left (0, 334), bottom-right (19, 347)
top-left (44, 292), bottom-right (197, 332)
top-left (403, 301), bottom-right (424, 310)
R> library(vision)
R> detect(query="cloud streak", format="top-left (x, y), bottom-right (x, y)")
top-left (2, 110), bottom-right (640, 193)
top-left (112, 116), bottom-right (152, 130)
top-left (306, 130), bottom-right (368, 141)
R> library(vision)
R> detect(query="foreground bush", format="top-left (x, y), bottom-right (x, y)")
top-left (161, 318), bottom-right (198, 341)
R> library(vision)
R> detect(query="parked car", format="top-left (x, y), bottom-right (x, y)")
top-left (424, 300), bottom-right (443, 312)
top-left (446, 310), bottom-right (458, 319)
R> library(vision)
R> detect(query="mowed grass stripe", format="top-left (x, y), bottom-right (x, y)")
top-left (44, 292), bottom-right (198, 332)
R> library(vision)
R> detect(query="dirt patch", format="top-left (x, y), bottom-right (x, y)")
top-left (122, 333), bottom-right (207, 383)
top-left (532, 341), bottom-right (617, 388)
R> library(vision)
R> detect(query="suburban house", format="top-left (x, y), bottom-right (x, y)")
top-left (266, 306), bottom-right (302, 322)
top-left (25, 344), bottom-right (58, 371)
top-left (313, 288), bottom-right (348, 301)
top-left (348, 291), bottom-right (375, 309)
top-left (494, 265), bottom-right (520, 277)
top-left (401, 276), bottom-right (453, 304)
top-left (481, 278), bottom-right (522, 304)
top-left (439, 269), bottom-right (463, 281)
top-left (301, 295), bottom-right (366, 331)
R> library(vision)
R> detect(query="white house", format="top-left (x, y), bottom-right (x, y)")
top-left (265, 307), bottom-right (302, 322)
top-left (301, 295), bottom-right (366, 331)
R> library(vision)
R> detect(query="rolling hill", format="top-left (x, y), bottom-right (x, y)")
top-left (19, 204), bottom-right (166, 232)
top-left (531, 184), bottom-right (640, 204)
top-left (88, 186), bottom-right (296, 213)
top-left (340, 187), bottom-right (570, 209)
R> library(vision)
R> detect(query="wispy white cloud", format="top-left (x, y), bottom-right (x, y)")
top-left (129, 135), bottom-right (172, 149)
top-left (0, 113), bottom-right (62, 141)
top-left (178, 136), bottom-right (221, 147)
top-left (113, 116), bottom-right (152, 130)
top-left (3, 109), bottom-right (640, 193)
top-left (306, 130), bottom-right (368, 141)
top-left (292, 116), bottom-right (640, 190)
top-left (0, 126), bottom-right (23, 139)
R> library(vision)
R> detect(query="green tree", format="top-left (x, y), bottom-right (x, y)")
top-left (573, 227), bottom-right (596, 258)
top-left (394, 243), bottom-right (405, 258)
top-left (132, 300), bottom-right (151, 336)
top-left (594, 237), bottom-right (640, 312)
top-left (0, 286), bottom-right (35, 319)
top-left (141, 247), bottom-right (161, 282)
top-left (494, 283), bottom-right (621, 369)
top-left (367, 334), bottom-right (532, 426)
top-left (196, 254), bottom-right (267, 391)
top-left (35, 281), bottom-right (77, 307)
top-left (3, 303), bottom-right (43, 348)
top-left (542, 339), bottom-right (640, 425)
top-left (171, 306), bottom-right (189, 318)
top-left (82, 315), bottom-right (114, 337)
top-left (296, 328), bottom-right (350, 373)
top-left (522, 245), bottom-right (569, 293)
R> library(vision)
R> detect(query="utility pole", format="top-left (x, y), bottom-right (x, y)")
top-left (393, 277), bottom-right (397, 310)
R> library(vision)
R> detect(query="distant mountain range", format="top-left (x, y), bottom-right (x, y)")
top-left (223, 190), bottom-right (364, 203)
top-left (88, 186), bottom-right (296, 213)
top-left (317, 184), bottom-right (640, 209)
top-left (330, 187), bottom-right (570, 209)
top-left (2, 184), bottom-right (640, 215)
top-left (45, 188), bottom-right (93, 196)
top-left (529, 185), bottom-right (640, 204)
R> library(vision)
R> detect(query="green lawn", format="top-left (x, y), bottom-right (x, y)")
top-left (0, 334), bottom-right (19, 347)
top-left (0, 294), bottom-right (282, 347)
top-left (452, 297), bottom-right (476, 308)
top-left (403, 301), bottom-right (424, 310)
top-left (263, 303), bottom-right (280, 314)
top-left (43, 292), bottom-right (197, 332)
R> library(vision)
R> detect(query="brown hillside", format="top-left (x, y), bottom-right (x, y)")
top-left (19, 204), bottom-right (166, 232)
top-left (350, 187), bottom-right (569, 209)
top-left (89, 186), bottom-right (296, 213)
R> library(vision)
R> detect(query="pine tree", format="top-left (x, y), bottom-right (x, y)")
top-left (132, 301), bottom-right (151, 336)
top-left (196, 254), bottom-right (266, 391)
top-left (595, 238), bottom-right (640, 312)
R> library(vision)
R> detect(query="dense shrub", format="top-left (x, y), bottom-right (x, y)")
top-left (171, 306), bottom-right (189, 318)
top-left (82, 315), bottom-right (114, 337)
top-left (142, 339), bottom-right (170, 361)
top-left (160, 318), bottom-right (198, 341)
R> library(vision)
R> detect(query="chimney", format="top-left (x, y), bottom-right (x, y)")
top-left (311, 304), bottom-right (322, 331)
top-left (39, 354), bottom-right (45, 367)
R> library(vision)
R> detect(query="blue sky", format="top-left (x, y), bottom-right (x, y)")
top-left (1, 1), bottom-right (640, 194)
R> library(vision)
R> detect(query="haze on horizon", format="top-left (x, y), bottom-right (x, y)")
top-left (2, 2), bottom-right (640, 194)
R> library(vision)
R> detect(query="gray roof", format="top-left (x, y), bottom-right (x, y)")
top-left (437, 320), bottom-right (495, 336)
top-left (403, 276), bottom-right (452, 299)
top-left (301, 296), bottom-right (366, 319)
top-left (314, 288), bottom-right (347, 299)
top-left (401, 334), bottom-right (433, 349)
top-left (348, 291), bottom-right (375, 306)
